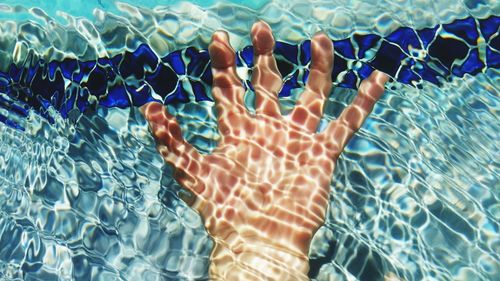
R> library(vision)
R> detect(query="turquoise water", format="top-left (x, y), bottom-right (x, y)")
top-left (0, 0), bottom-right (269, 21)
top-left (0, 1), bottom-right (499, 280)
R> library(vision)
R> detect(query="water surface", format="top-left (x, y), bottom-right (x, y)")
top-left (0, 1), bottom-right (498, 280)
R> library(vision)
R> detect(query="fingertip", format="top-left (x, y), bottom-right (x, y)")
top-left (142, 102), bottom-right (161, 118)
top-left (251, 20), bottom-right (271, 37)
top-left (212, 30), bottom-right (229, 43)
top-left (251, 20), bottom-right (263, 33)
top-left (310, 32), bottom-right (334, 74)
top-left (251, 20), bottom-right (275, 55)
top-left (209, 31), bottom-right (236, 69)
top-left (358, 70), bottom-right (389, 101)
top-left (373, 70), bottom-right (390, 85)
top-left (312, 32), bottom-right (333, 53)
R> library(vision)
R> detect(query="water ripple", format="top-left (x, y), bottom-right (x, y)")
top-left (0, 1), bottom-right (499, 281)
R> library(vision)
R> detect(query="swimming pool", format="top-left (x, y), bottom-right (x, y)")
top-left (0, 0), bottom-right (498, 280)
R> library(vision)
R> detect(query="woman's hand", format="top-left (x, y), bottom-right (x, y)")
top-left (141, 21), bottom-right (388, 280)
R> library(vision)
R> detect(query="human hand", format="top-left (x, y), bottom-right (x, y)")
top-left (141, 21), bottom-right (388, 281)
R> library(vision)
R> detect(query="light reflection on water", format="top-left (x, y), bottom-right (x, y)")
top-left (0, 1), bottom-right (499, 280)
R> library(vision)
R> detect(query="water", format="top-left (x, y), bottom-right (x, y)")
top-left (0, 0), bottom-right (499, 280)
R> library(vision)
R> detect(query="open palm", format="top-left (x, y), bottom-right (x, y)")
top-left (142, 21), bottom-right (388, 281)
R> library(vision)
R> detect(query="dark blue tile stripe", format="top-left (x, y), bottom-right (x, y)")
top-left (0, 15), bottom-right (498, 130)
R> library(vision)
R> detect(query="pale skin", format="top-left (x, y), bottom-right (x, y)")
top-left (141, 22), bottom-right (388, 280)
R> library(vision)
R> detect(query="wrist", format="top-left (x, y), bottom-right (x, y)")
top-left (209, 236), bottom-right (310, 280)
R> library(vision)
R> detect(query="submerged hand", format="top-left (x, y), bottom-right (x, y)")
top-left (142, 21), bottom-right (388, 281)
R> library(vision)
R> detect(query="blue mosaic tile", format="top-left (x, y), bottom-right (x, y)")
top-left (0, 15), bottom-right (498, 130)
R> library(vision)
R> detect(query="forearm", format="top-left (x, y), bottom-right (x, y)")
top-left (209, 237), bottom-right (310, 281)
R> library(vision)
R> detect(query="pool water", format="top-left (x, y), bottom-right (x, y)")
top-left (0, 0), bottom-right (498, 280)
